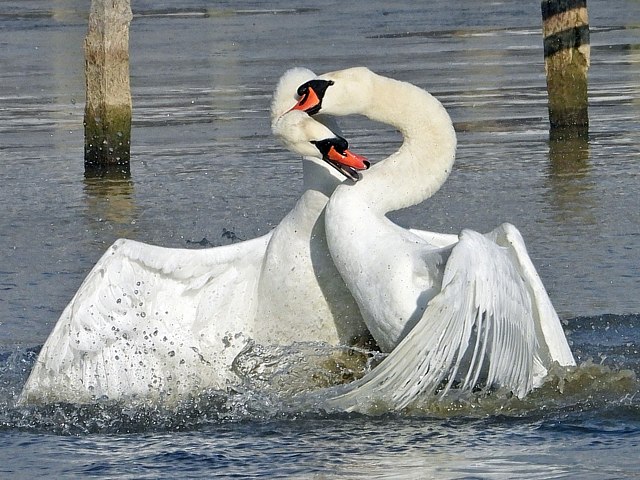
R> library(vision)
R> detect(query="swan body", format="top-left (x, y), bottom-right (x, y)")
top-left (19, 68), bottom-right (370, 404)
top-left (292, 67), bottom-right (575, 406)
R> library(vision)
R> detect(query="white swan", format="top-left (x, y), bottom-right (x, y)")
top-left (19, 68), bottom-right (371, 404)
top-left (290, 67), bottom-right (575, 408)
top-left (254, 70), bottom-right (370, 347)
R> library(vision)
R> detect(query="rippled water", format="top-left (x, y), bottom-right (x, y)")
top-left (1, 0), bottom-right (639, 478)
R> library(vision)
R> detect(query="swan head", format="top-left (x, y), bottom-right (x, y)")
top-left (291, 67), bottom-right (375, 117)
top-left (271, 67), bottom-right (318, 121)
top-left (273, 110), bottom-right (369, 181)
top-left (272, 67), bottom-right (344, 137)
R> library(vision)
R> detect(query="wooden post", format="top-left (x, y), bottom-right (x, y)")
top-left (541, 0), bottom-right (590, 134)
top-left (84, 0), bottom-right (133, 175)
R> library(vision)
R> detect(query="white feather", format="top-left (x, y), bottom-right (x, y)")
top-left (20, 236), bottom-right (270, 403)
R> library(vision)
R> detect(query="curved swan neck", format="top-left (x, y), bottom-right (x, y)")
top-left (326, 69), bottom-right (457, 214)
top-left (302, 156), bottom-right (345, 198)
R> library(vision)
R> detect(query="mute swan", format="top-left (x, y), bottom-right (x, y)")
top-left (19, 68), bottom-right (370, 404)
top-left (253, 68), bottom-right (371, 348)
top-left (291, 67), bottom-right (575, 407)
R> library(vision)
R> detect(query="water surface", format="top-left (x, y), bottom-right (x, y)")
top-left (1, 1), bottom-right (639, 478)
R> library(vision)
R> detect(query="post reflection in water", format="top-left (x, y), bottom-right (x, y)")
top-left (83, 169), bottom-right (138, 239)
top-left (546, 128), bottom-right (595, 226)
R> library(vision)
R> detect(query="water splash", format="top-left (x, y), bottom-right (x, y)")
top-left (1, 315), bottom-right (639, 434)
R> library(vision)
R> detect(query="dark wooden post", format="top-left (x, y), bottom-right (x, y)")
top-left (84, 0), bottom-right (133, 175)
top-left (541, 0), bottom-right (590, 135)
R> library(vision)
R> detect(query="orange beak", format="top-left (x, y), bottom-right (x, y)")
top-left (290, 86), bottom-right (321, 113)
top-left (326, 145), bottom-right (370, 171)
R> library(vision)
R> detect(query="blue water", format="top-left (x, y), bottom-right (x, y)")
top-left (1, 0), bottom-right (639, 478)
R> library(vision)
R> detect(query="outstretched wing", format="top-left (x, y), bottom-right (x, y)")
top-left (20, 234), bottom-right (271, 404)
top-left (317, 228), bottom-right (548, 412)
top-left (410, 223), bottom-right (574, 377)
top-left (485, 223), bottom-right (575, 373)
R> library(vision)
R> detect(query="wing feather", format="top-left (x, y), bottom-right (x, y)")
top-left (20, 234), bottom-right (271, 404)
top-left (408, 228), bottom-right (459, 248)
top-left (316, 229), bottom-right (540, 412)
top-left (485, 223), bottom-right (576, 376)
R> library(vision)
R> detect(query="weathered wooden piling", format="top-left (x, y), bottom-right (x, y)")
top-left (541, 0), bottom-right (590, 133)
top-left (84, 0), bottom-right (133, 174)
